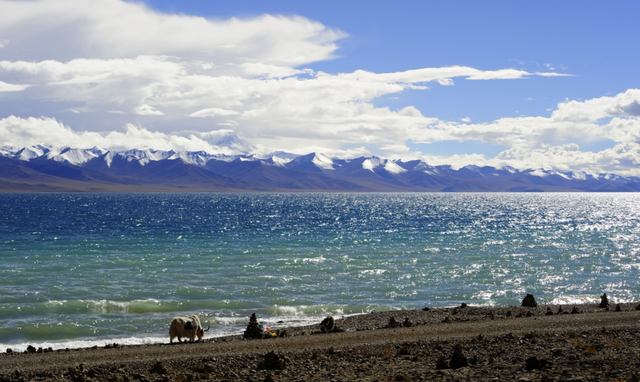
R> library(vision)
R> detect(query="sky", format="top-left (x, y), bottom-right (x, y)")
top-left (1, 0), bottom-right (640, 175)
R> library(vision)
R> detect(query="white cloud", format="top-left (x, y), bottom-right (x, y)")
top-left (0, 0), bottom-right (345, 65)
top-left (135, 104), bottom-right (164, 116)
top-left (189, 108), bottom-right (240, 118)
top-left (0, 80), bottom-right (29, 92)
top-left (1, 56), bottom-right (566, 146)
top-left (0, 115), bottom-right (244, 154)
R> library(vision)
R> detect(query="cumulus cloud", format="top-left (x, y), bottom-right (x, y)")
top-left (0, 57), bottom-right (565, 145)
top-left (0, 80), bottom-right (29, 92)
top-left (0, 115), bottom-right (245, 154)
top-left (189, 108), bottom-right (240, 118)
top-left (400, 90), bottom-right (640, 175)
top-left (0, 0), bottom-right (345, 64)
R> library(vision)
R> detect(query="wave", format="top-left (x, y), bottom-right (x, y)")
top-left (0, 298), bottom-right (268, 320)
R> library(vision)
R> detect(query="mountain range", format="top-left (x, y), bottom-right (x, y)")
top-left (2, 144), bottom-right (640, 192)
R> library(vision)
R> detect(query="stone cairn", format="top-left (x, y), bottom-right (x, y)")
top-left (599, 293), bottom-right (609, 308)
top-left (385, 317), bottom-right (401, 329)
top-left (437, 344), bottom-right (469, 370)
top-left (244, 313), bottom-right (265, 339)
top-left (521, 294), bottom-right (538, 307)
top-left (449, 344), bottom-right (469, 369)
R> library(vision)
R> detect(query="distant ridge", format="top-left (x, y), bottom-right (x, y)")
top-left (2, 146), bottom-right (640, 192)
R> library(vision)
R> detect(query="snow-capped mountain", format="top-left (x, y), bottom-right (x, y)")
top-left (1, 145), bottom-right (640, 192)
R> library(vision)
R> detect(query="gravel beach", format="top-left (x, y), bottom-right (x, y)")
top-left (1, 302), bottom-right (639, 381)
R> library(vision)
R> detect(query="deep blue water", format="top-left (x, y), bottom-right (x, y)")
top-left (1, 193), bottom-right (639, 351)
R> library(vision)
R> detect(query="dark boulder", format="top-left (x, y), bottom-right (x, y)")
top-left (525, 356), bottom-right (552, 370)
top-left (258, 351), bottom-right (289, 370)
top-left (320, 316), bottom-right (337, 333)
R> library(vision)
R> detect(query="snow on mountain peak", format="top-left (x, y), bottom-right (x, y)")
top-left (312, 153), bottom-right (334, 170)
top-left (384, 160), bottom-right (407, 174)
top-left (271, 156), bottom-right (293, 167)
top-left (15, 145), bottom-right (50, 161)
top-left (362, 157), bottom-right (384, 172)
top-left (361, 157), bottom-right (406, 174)
top-left (47, 147), bottom-right (107, 165)
top-left (169, 151), bottom-right (213, 167)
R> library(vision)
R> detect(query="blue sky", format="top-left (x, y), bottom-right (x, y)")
top-left (1, 0), bottom-right (640, 175)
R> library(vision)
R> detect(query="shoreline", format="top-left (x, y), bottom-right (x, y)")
top-left (1, 302), bottom-right (639, 381)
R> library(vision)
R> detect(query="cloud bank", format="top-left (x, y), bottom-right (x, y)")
top-left (0, 0), bottom-right (639, 175)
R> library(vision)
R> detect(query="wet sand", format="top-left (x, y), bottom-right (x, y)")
top-left (1, 303), bottom-right (639, 381)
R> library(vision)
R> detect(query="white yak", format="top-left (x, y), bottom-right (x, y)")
top-left (169, 315), bottom-right (210, 343)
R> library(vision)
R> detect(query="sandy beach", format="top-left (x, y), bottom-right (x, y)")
top-left (1, 302), bottom-right (639, 381)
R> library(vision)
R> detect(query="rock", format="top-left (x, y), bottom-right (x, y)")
top-left (402, 318), bottom-right (414, 327)
top-left (150, 361), bottom-right (168, 375)
top-left (525, 356), bottom-right (540, 371)
top-left (435, 356), bottom-right (449, 370)
top-left (134, 374), bottom-right (150, 382)
top-left (449, 344), bottom-right (468, 369)
top-left (258, 351), bottom-right (289, 370)
top-left (422, 307), bottom-right (430, 311)
top-left (244, 313), bottom-right (265, 339)
top-left (320, 316), bottom-right (337, 333)
top-left (26, 345), bottom-right (36, 354)
top-left (460, 303), bottom-right (467, 308)
top-left (521, 294), bottom-right (537, 307)
top-left (5, 348), bottom-right (11, 353)
top-left (599, 293), bottom-right (609, 308)
top-left (525, 356), bottom-right (551, 370)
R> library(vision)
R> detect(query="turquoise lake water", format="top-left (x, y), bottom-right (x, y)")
top-left (1, 193), bottom-right (639, 351)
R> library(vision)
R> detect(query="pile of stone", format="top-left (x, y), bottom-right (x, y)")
top-left (385, 317), bottom-right (401, 328)
top-left (244, 313), bottom-right (266, 339)
top-left (521, 293), bottom-right (538, 307)
top-left (436, 344), bottom-right (468, 369)
top-left (599, 293), bottom-right (610, 308)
